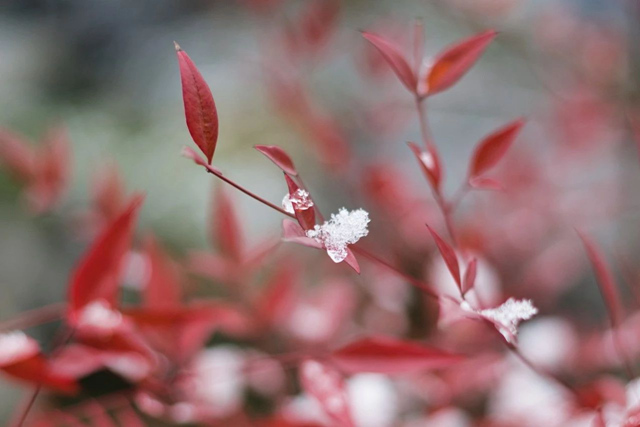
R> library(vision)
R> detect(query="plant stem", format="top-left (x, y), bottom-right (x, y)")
top-left (415, 96), bottom-right (460, 245)
top-left (351, 245), bottom-right (456, 303)
top-left (200, 167), bottom-right (447, 300)
top-left (0, 303), bottom-right (65, 332)
top-left (205, 168), bottom-right (296, 220)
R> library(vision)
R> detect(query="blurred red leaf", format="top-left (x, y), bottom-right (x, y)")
top-left (211, 185), bottom-right (244, 261)
top-left (362, 31), bottom-right (417, 93)
top-left (469, 119), bottom-right (524, 179)
top-left (298, 0), bottom-right (340, 54)
top-left (175, 42), bottom-right (219, 164)
top-left (68, 195), bottom-right (143, 322)
top-left (330, 336), bottom-right (463, 374)
top-left (0, 129), bottom-right (35, 181)
top-left (425, 30), bottom-right (497, 95)
top-left (143, 236), bottom-right (183, 308)
top-left (255, 145), bottom-right (298, 176)
top-left (299, 359), bottom-right (354, 427)
top-left (0, 333), bottom-right (78, 394)
top-left (469, 176), bottom-right (504, 191)
top-left (462, 258), bottom-right (478, 295)
top-left (90, 162), bottom-right (127, 224)
top-left (256, 264), bottom-right (297, 327)
top-left (426, 224), bottom-right (461, 289)
top-left (408, 141), bottom-right (442, 191)
top-left (578, 231), bottom-right (624, 326)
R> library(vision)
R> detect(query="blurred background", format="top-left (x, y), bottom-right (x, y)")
top-left (0, 0), bottom-right (640, 424)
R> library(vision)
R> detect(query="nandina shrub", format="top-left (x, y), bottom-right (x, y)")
top-left (0, 1), bottom-right (638, 426)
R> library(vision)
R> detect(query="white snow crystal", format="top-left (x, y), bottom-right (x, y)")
top-left (282, 189), bottom-right (314, 214)
top-left (306, 208), bottom-right (370, 263)
top-left (479, 298), bottom-right (538, 343)
top-left (0, 331), bottom-right (39, 366)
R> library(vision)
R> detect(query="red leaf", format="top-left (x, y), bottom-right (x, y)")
top-left (0, 332), bottom-right (78, 394)
top-left (0, 129), bottom-right (35, 181)
top-left (285, 174), bottom-right (316, 230)
top-left (469, 176), bottom-right (504, 191)
top-left (462, 258), bottom-right (477, 295)
top-left (407, 141), bottom-right (442, 190)
top-left (426, 30), bottom-right (497, 95)
top-left (256, 264), bottom-right (297, 327)
top-left (255, 145), bottom-right (298, 176)
top-left (175, 42), bottom-right (219, 164)
top-left (210, 185), bottom-right (244, 260)
top-left (91, 162), bottom-right (127, 223)
top-left (68, 195), bottom-right (143, 322)
top-left (578, 231), bottom-right (624, 326)
top-left (469, 119), bottom-right (524, 178)
top-left (299, 359), bottom-right (354, 427)
top-left (3, 353), bottom-right (79, 394)
top-left (143, 236), bottom-right (183, 308)
top-left (330, 336), bottom-right (463, 374)
top-left (426, 224), bottom-right (461, 289)
top-left (343, 248), bottom-right (360, 274)
top-left (282, 219), bottom-right (322, 249)
top-left (362, 31), bottom-right (417, 93)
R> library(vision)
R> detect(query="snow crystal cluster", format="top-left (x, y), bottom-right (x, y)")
top-left (282, 189), bottom-right (314, 214)
top-left (478, 298), bottom-right (538, 343)
top-left (0, 331), bottom-right (39, 366)
top-left (306, 208), bottom-right (370, 263)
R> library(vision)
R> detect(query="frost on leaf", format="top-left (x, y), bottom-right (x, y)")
top-left (306, 208), bottom-right (370, 263)
top-left (0, 331), bottom-right (39, 367)
top-left (477, 298), bottom-right (538, 343)
top-left (282, 189), bottom-right (314, 214)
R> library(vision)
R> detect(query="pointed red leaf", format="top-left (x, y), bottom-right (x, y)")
top-left (427, 224), bottom-right (461, 289)
top-left (469, 119), bottom-right (524, 178)
top-left (469, 176), bottom-right (504, 191)
top-left (343, 248), bottom-right (360, 274)
top-left (0, 129), bottom-right (35, 181)
top-left (330, 336), bottom-right (463, 374)
top-left (462, 258), bottom-right (477, 295)
top-left (255, 145), bottom-right (298, 176)
top-left (285, 174), bottom-right (316, 230)
top-left (180, 146), bottom-right (223, 175)
top-left (0, 332), bottom-right (78, 394)
top-left (175, 42), bottom-right (219, 164)
top-left (68, 195), bottom-right (143, 322)
top-left (282, 219), bottom-right (323, 249)
top-left (408, 141), bottom-right (442, 191)
top-left (362, 31), bottom-right (417, 93)
top-left (210, 185), bottom-right (244, 260)
top-left (578, 231), bottom-right (624, 326)
top-left (426, 30), bottom-right (496, 95)
top-left (299, 359), bottom-right (354, 427)
top-left (256, 264), bottom-right (297, 327)
top-left (143, 236), bottom-right (182, 308)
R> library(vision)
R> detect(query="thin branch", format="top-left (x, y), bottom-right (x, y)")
top-left (205, 168), bottom-right (296, 219)
top-left (0, 303), bottom-right (66, 332)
